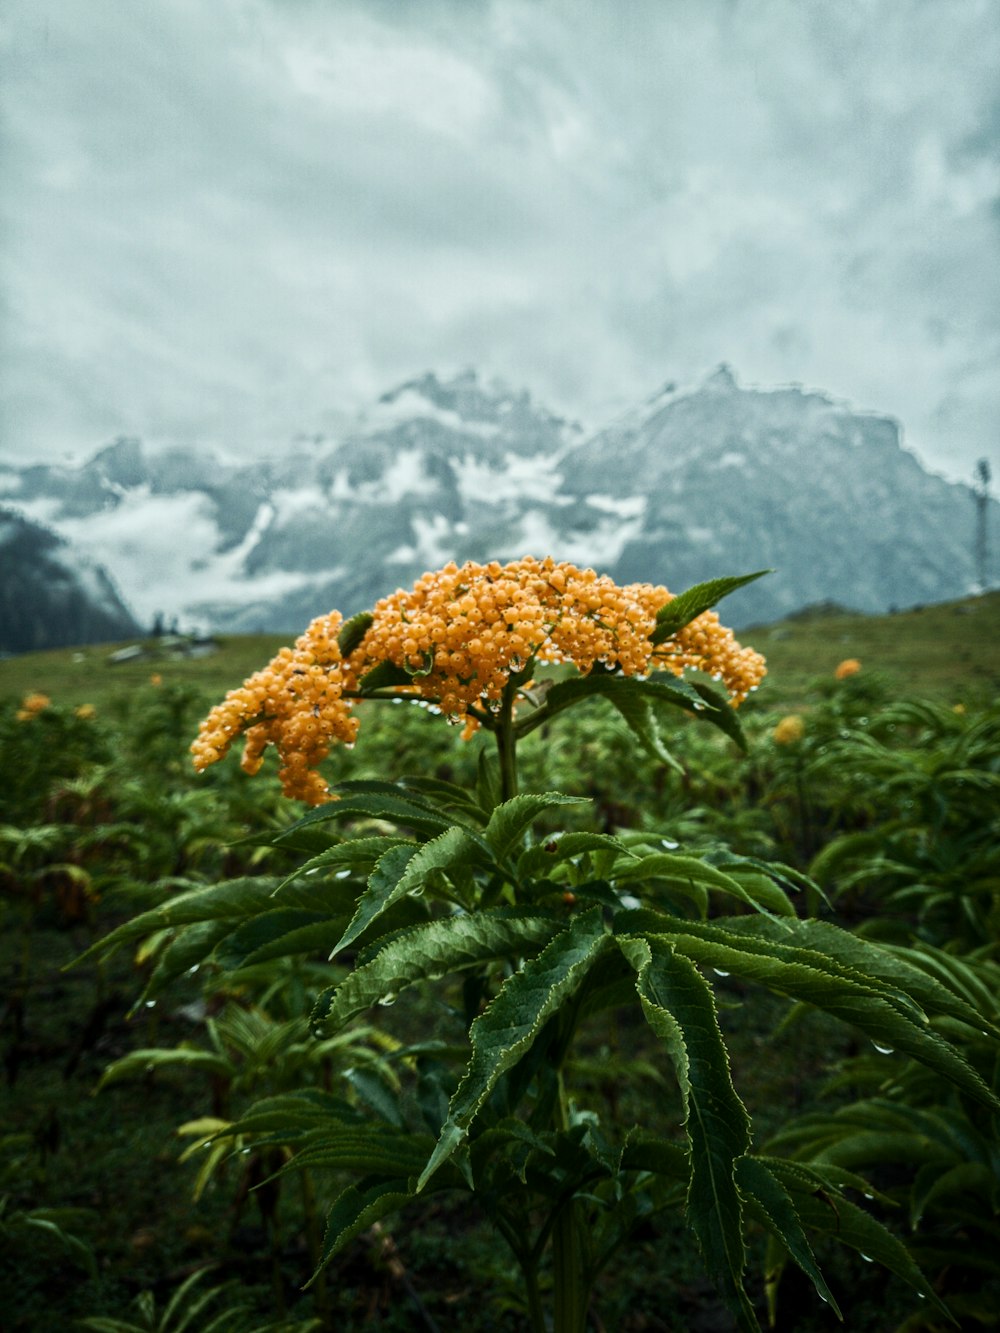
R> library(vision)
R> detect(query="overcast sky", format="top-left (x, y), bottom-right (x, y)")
top-left (1, 0), bottom-right (998, 482)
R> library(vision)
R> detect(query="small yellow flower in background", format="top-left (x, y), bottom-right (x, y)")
top-left (834, 658), bottom-right (861, 680)
top-left (953, 703), bottom-right (966, 715)
top-left (75, 704), bottom-right (97, 720)
top-left (150, 673), bottom-right (163, 686)
top-left (192, 557), bottom-right (767, 804)
top-left (16, 692), bottom-right (51, 721)
top-left (772, 714), bottom-right (805, 745)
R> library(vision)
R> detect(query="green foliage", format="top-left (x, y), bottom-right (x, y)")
top-left (4, 583), bottom-right (1000, 1331)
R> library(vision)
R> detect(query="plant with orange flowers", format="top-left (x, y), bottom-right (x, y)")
top-left (85, 561), bottom-right (998, 1333)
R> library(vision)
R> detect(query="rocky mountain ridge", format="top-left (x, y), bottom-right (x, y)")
top-left (1, 366), bottom-right (995, 647)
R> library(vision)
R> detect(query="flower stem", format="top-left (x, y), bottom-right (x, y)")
top-left (496, 680), bottom-right (519, 802)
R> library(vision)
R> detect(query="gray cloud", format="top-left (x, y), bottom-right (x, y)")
top-left (1, 0), bottom-right (997, 481)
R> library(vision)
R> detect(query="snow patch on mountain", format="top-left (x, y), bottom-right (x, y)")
top-left (362, 388), bottom-right (501, 439)
top-left (454, 452), bottom-right (564, 505)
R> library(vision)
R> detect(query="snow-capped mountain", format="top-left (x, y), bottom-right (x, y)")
top-left (1, 366), bottom-right (995, 645)
top-left (0, 507), bottom-right (141, 654)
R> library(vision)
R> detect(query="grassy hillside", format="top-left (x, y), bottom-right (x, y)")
top-left (1, 590), bottom-right (998, 713)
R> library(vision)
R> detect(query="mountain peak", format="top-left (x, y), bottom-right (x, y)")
top-left (704, 363), bottom-right (738, 393)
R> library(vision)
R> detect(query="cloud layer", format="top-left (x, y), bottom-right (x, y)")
top-left (1, 0), bottom-right (998, 480)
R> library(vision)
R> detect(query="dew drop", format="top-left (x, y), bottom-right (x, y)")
top-left (145, 1000), bottom-right (157, 1009)
top-left (335, 869), bottom-right (351, 879)
top-left (378, 993), bottom-right (397, 1007)
top-left (864, 1192), bottom-right (875, 1200)
top-left (860, 1253), bottom-right (873, 1263)
top-left (410, 885), bottom-right (426, 898)
top-left (713, 969), bottom-right (731, 978)
top-left (187, 964), bottom-right (200, 975)
top-left (871, 1041), bottom-right (894, 1055)
top-left (661, 838), bottom-right (679, 850)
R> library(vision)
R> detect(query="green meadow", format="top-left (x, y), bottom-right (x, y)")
top-left (1, 590), bottom-right (997, 1332)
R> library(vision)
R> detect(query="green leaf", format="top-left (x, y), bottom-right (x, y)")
top-left (717, 916), bottom-right (1000, 1040)
top-left (770, 1167), bottom-right (953, 1319)
top-left (484, 793), bottom-right (586, 864)
top-left (139, 919), bottom-right (235, 1005)
top-left (614, 854), bottom-right (785, 919)
top-left (604, 687), bottom-right (684, 770)
top-left (312, 909), bottom-right (562, 1033)
top-left (540, 672), bottom-right (748, 749)
top-left (73, 877), bottom-right (284, 965)
top-left (331, 826), bottom-right (488, 956)
top-left (650, 571), bottom-right (770, 642)
top-left (356, 660), bottom-right (415, 691)
top-left (282, 788), bottom-right (465, 839)
top-left (274, 836), bottom-right (417, 893)
top-left (619, 935), bottom-right (757, 1333)
top-left (735, 1156), bottom-right (840, 1317)
top-left (517, 832), bottom-right (633, 881)
top-left (618, 915), bottom-right (1000, 1111)
top-left (283, 1127), bottom-right (434, 1179)
top-left (343, 1066), bottom-right (405, 1128)
top-left (337, 610), bottom-right (373, 657)
top-left (418, 909), bottom-right (610, 1190)
top-left (97, 1047), bottom-right (234, 1092)
top-left (686, 681), bottom-right (748, 751)
top-left (309, 1181), bottom-right (416, 1285)
top-left (475, 748), bottom-right (502, 815)
top-left (214, 911), bottom-right (349, 969)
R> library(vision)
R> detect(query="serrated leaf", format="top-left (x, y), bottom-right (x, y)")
top-left (418, 909), bottom-right (610, 1190)
top-left (781, 1180), bottom-right (952, 1319)
top-left (289, 1128), bottom-right (439, 1182)
top-left (619, 935), bottom-right (756, 1333)
top-left (214, 912), bottom-right (349, 969)
top-left (282, 791), bottom-right (459, 839)
top-left (735, 1155), bottom-right (840, 1317)
top-left (274, 836), bottom-right (416, 893)
top-left (313, 910), bottom-right (562, 1033)
top-left (713, 915), bottom-right (1000, 1040)
top-left (651, 571), bottom-right (770, 641)
top-left (484, 793), bottom-right (586, 863)
top-left (73, 877), bottom-right (284, 965)
top-left (618, 915), bottom-right (1000, 1111)
top-left (615, 853), bottom-right (785, 919)
top-left (309, 1181), bottom-right (415, 1285)
top-left (331, 827), bottom-right (488, 956)
top-left (343, 1066), bottom-right (405, 1128)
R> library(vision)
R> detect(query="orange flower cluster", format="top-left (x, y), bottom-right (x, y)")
top-left (191, 611), bottom-right (359, 805)
top-left (16, 692), bottom-right (51, 722)
top-left (772, 714), bottom-right (805, 745)
top-left (191, 557), bottom-right (766, 803)
top-left (834, 658), bottom-right (861, 680)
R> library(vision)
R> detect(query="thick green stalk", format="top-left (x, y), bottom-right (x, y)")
top-left (552, 1199), bottom-right (589, 1333)
top-left (496, 680), bottom-right (519, 802)
top-left (550, 1007), bottom-right (591, 1333)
